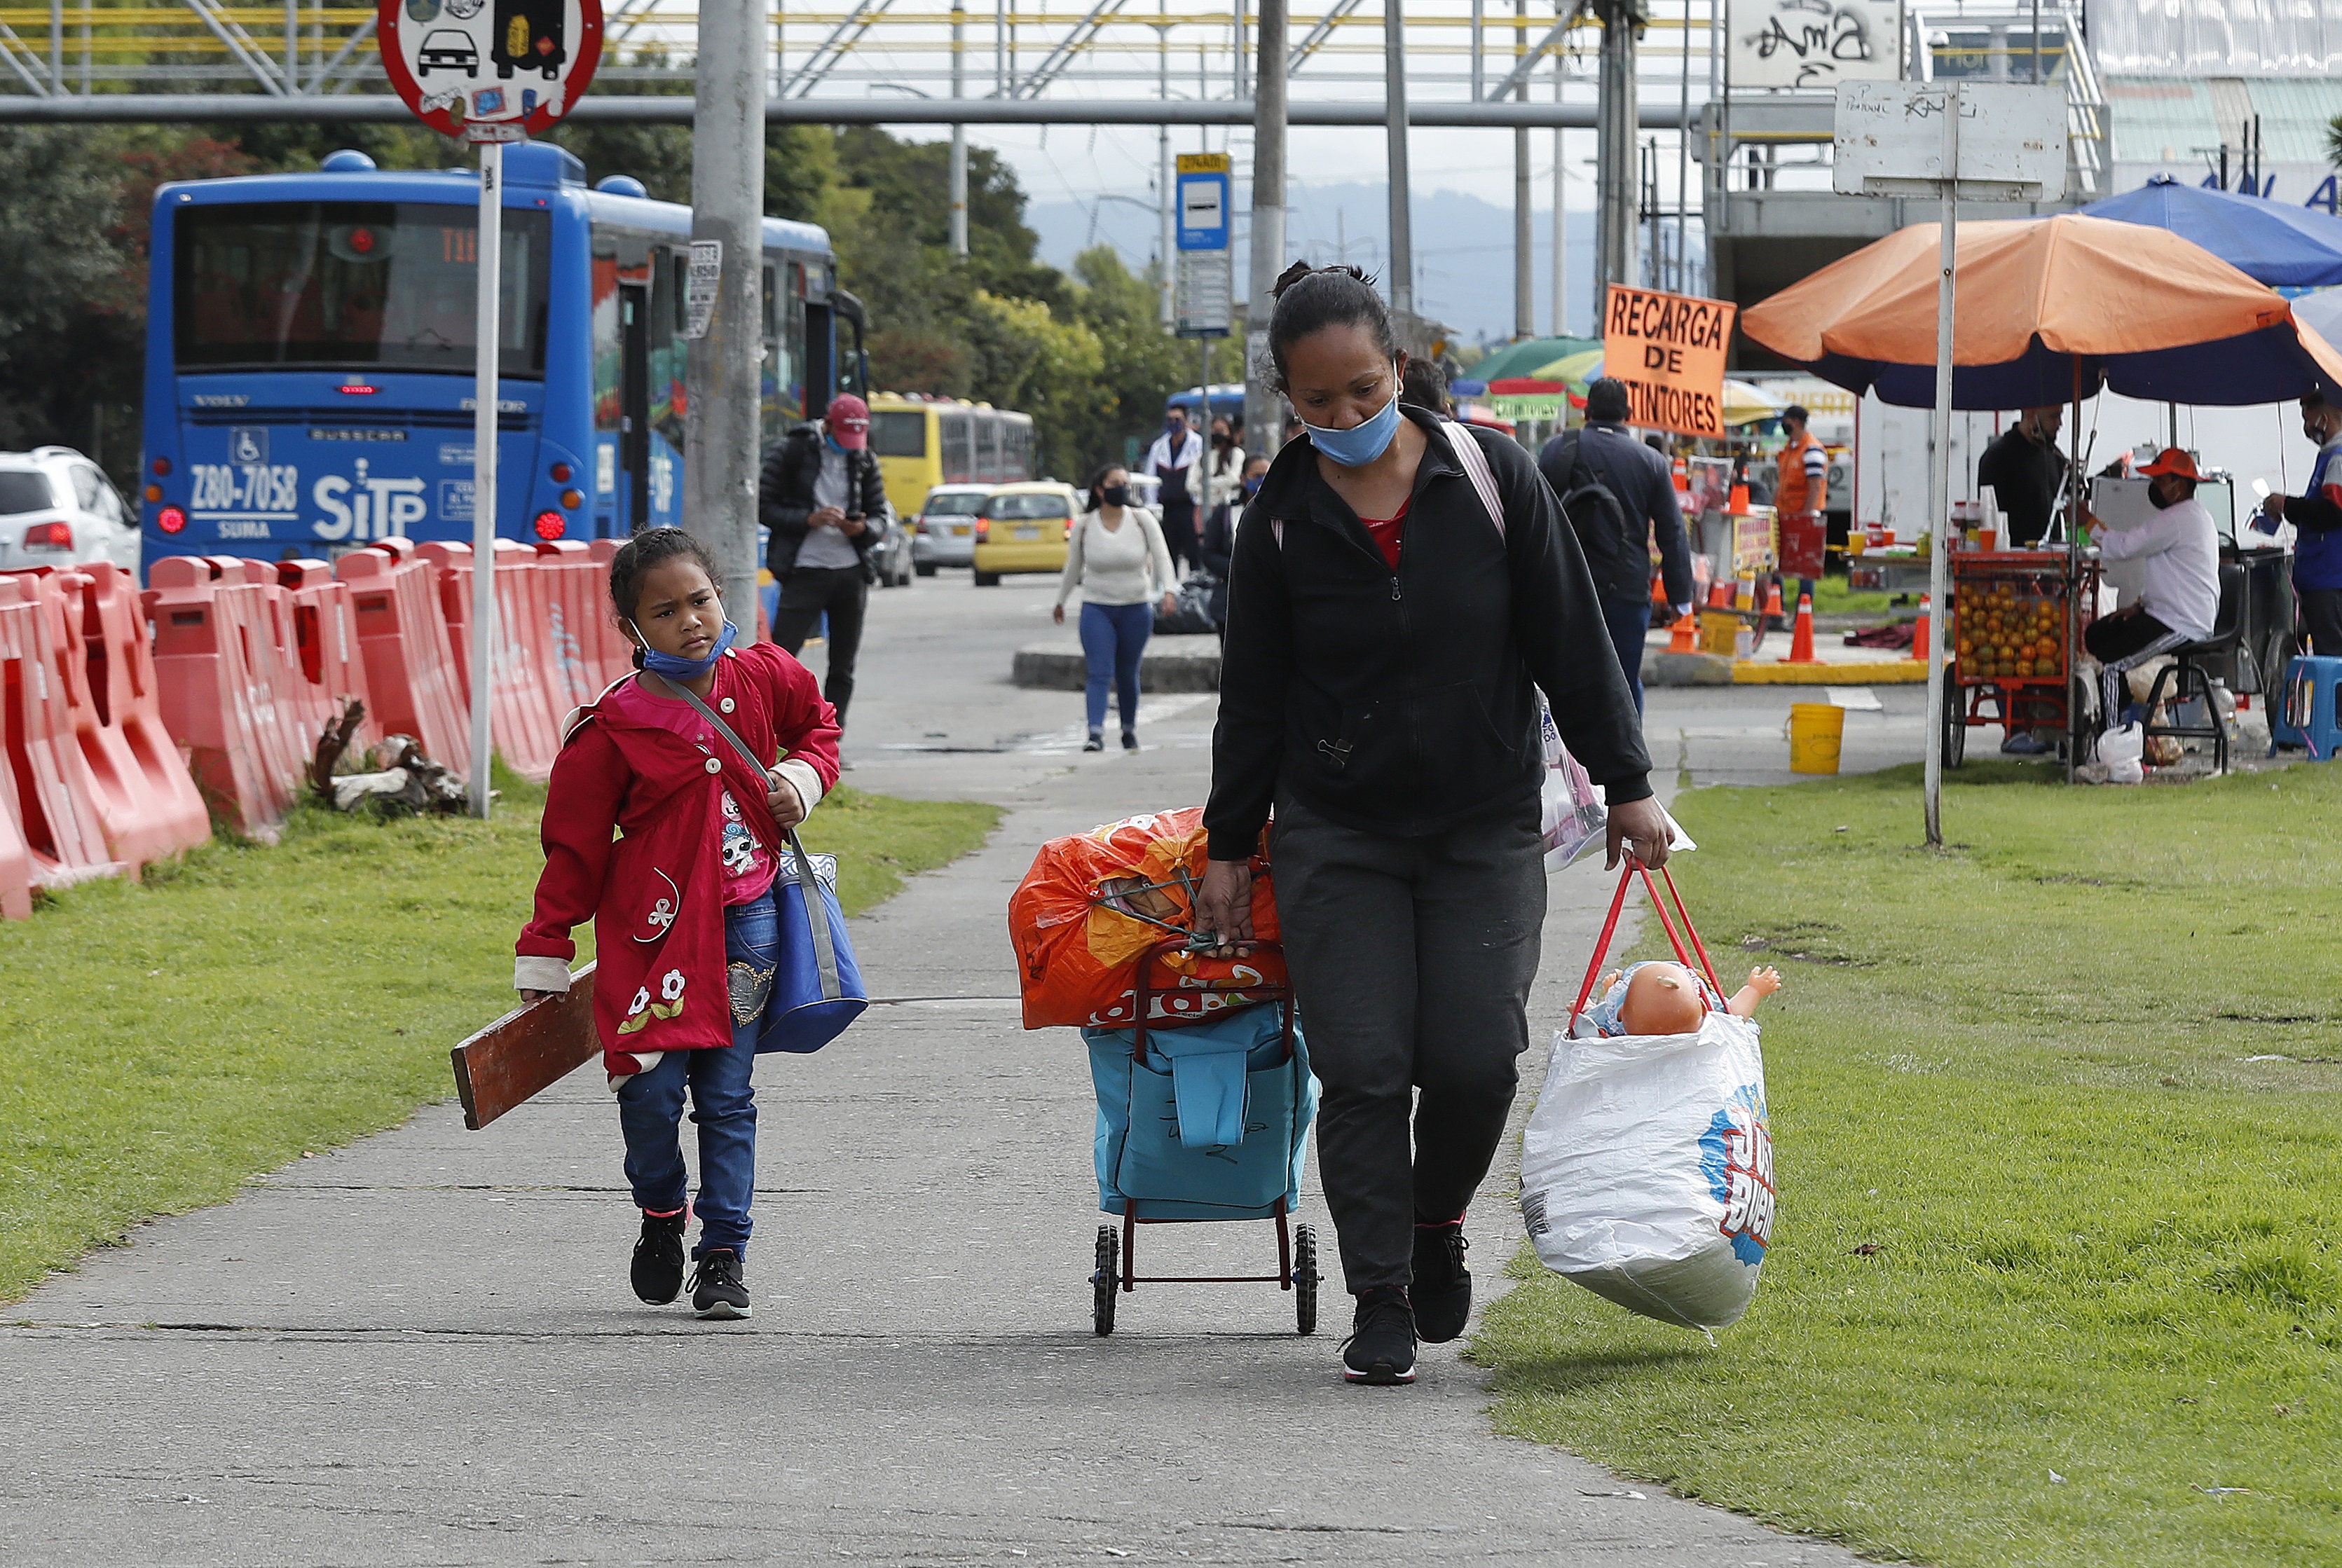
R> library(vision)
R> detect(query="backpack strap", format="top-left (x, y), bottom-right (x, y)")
top-left (1266, 418), bottom-right (1506, 551)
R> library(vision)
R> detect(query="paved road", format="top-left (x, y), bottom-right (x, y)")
top-left (1, 572), bottom-right (1901, 1567)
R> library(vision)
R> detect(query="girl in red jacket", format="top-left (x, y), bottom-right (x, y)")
top-left (515, 528), bottom-right (841, 1320)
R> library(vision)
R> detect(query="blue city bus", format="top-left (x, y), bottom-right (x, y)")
top-left (138, 142), bottom-right (867, 562)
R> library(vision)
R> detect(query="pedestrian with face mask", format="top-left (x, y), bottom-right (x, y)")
top-left (1196, 262), bottom-right (1668, 1387)
top-left (1200, 452), bottom-right (1271, 635)
top-left (759, 392), bottom-right (893, 729)
top-left (1144, 406), bottom-right (1206, 571)
top-left (2259, 391), bottom-right (2342, 654)
top-left (1054, 464), bottom-right (1178, 752)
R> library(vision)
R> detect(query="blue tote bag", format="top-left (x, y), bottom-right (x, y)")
top-left (659, 675), bottom-right (868, 1054)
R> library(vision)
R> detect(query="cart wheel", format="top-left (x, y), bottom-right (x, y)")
top-left (1092, 1225), bottom-right (1118, 1337)
top-left (1293, 1224), bottom-right (1319, 1337)
top-left (1942, 665), bottom-right (1966, 769)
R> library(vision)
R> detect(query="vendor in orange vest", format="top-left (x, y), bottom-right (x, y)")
top-left (1773, 405), bottom-right (1830, 604)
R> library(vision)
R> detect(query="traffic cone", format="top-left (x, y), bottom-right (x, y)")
top-left (1911, 594), bottom-right (1931, 662)
top-left (1707, 581), bottom-right (1733, 608)
top-left (1781, 593), bottom-right (1820, 664)
top-left (1668, 609), bottom-right (1698, 654)
top-left (1763, 581), bottom-right (1788, 625)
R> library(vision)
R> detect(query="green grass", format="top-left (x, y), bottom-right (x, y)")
top-left (1475, 760), bottom-right (2342, 1566)
top-left (1813, 572), bottom-right (1896, 619)
top-left (0, 776), bottom-right (998, 1305)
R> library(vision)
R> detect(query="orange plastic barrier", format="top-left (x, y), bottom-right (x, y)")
top-left (0, 573), bottom-right (124, 888)
top-left (148, 555), bottom-right (301, 838)
top-left (585, 539), bottom-right (636, 692)
top-left (59, 563), bottom-right (210, 867)
top-left (274, 560), bottom-right (376, 759)
top-left (336, 542), bottom-right (473, 777)
top-left (534, 539), bottom-right (619, 713)
top-left (1008, 806), bottom-right (1284, 1031)
top-left (415, 541), bottom-right (559, 781)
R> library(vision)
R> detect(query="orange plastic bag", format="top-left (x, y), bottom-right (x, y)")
top-left (1009, 806), bottom-right (1285, 1031)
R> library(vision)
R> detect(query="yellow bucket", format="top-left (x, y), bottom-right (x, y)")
top-left (1788, 702), bottom-right (1844, 774)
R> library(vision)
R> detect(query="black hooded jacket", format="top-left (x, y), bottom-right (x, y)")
top-left (1203, 410), bottom-right (1652, 862)
top-left (758, 423), bottom-right (891, 579)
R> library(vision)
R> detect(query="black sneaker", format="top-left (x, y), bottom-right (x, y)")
top-left (630, 1211), bottom-right (687, 1305)
top-left (1341, 1286), bottom-right (1417, 1384)
top-left (688, 1249), bottom-right (753, 1320)
top-left (1411, 1220), bottom-right (1472, 1343)
top-left (1121, 731), bottom-right (1139, 752)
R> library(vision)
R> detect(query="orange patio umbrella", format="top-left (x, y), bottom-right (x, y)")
top-left (1740, 213), bottom-right (2342, 409)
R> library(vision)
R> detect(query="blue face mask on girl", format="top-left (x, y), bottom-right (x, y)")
top-left (633, 617), bottom-right (738, 681)
top-left (1301, 367), bottom-right (1404, 467)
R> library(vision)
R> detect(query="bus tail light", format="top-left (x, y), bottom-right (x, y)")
top-left (151, 458), bottom-right (171, 477)
top-left (533, 510), bottom-right (566, 540)
top-left (23, 521), bottom-right (71, 549)
top-left (559, 489), bottom-right (582, 509)
top-left (144, 484), bottom-right (163, 502)
top-left (157, 506), bottom-right (187, 535)
top-left (549, 462), bottom-right (572, 483)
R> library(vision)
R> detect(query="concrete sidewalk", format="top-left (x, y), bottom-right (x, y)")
top-left (1, 698), bottom-right (1854, 1566)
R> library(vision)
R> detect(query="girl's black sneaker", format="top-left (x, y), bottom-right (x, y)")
top-left (1411, 1219), bottom-right (1472, 1343)
top-left (1341, 1286), bottom-right (1417, 1384)
top-left (631, 1211), bottom-right (687, 1305)
top-left (1083, 731), bottom-right (1105, 752)
top-left (689, 1249), bottom-right (753, 1319)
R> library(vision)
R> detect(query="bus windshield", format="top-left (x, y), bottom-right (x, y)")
top-left (174, 202), bottom-right (552, 378)
top-left (868, 410), bottom-right (927, 458)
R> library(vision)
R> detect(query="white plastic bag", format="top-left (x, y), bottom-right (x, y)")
top-left (1519, 1010), bottom-right (1774, 1333)
top-left (1538, 708), bottom-right (1609, 871)
top-left (2099, 722), bottom-right (2144, 785)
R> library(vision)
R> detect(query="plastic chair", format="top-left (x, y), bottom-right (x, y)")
top-left (2139, 560), bottom-right (2242, 773)
top-left (2272, 654), bottom-right (2342, 759)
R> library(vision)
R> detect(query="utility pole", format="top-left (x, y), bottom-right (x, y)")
top-left (685, 0), bottom-right (765, 637)
top-left (1513, 0), bottom-right (1532, 338)
top-left (1591, 0), bottom-right (1643, 303)
top-left (1384, 0), bottom-right (1415, 323)
top-left (950, 4), bottom-right (968, 256)
top-left (1552, 34), bottom-right (1567, 334)
top-left (1158, 1), bottom-right (1174, 326)
top-left (1245, 0), bottom-right (1287, 462)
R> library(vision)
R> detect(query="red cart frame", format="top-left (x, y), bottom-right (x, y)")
top-left (1944, 551), bottom-right (2103, 782)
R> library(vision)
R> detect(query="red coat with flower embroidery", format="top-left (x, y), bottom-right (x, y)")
top-left (517, 644), bottom-right (841, 1073)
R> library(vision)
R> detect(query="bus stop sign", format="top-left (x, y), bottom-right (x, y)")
top-left (378, 0), bottom-right (605, 142)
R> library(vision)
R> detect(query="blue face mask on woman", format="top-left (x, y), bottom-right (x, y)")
top-left (633, 618), bottom-right (738, 680)
top-left (1301, 369), bottom-right (1404, 467)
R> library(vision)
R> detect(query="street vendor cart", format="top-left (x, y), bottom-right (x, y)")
top-left (1942, 548), bottom-right (2101, 774)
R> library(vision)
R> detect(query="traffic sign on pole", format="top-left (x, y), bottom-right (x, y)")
top-left (1174, 151), bottom-right (1232, 339)
top-left (377, 0), bottom-right (603, 817)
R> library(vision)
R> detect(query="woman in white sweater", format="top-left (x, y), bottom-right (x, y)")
top-left (1054, 464), bottom-right (1179, 752)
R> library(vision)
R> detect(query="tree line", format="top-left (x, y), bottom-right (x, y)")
top-left (0, 113), bottom-right (1232, 492)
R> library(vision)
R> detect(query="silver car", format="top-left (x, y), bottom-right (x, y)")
top-left (910, 483), bottom-right (993, 575)
top-left (0, 448), bottom-right (137, 573)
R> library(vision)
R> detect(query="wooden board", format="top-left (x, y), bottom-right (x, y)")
top-left (450, 961), bottom-right (599, 1131)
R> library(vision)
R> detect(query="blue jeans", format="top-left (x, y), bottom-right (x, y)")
top-left (1600, 595), bottom-right (1653, 715)
top-left (615, 890), bottom-right (777, 1258)
top-left (1081, 600), bottom-right (1151, 734)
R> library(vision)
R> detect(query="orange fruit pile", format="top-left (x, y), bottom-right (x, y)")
top-left (1954, 582), bottom-right (2065, 682)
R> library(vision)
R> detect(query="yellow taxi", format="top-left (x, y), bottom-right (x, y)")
top-left (970, 479), bottom-right (1083, 586)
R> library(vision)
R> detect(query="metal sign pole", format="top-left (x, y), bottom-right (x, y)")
top-left (470, 138), bottom-right (502, 820)
top-left (1921, 86), bottom-right (1957, 848)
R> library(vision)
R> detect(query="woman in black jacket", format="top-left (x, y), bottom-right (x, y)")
top-left (1198, 453), bottom-right (1268, 635)
top-left (1195, 263), bottom-right (1671, 1387)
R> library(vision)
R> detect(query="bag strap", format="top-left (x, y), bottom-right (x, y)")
top-left (1268, 418), bottom-right (1505, 551)
top-left (645, 670), bottom-right (844, 1000)
top-left (1568, 860), bottom-right (1725, 1030)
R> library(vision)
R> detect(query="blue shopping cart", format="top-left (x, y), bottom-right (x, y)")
top-left (1081, 938), bottom-right (1321, 1336)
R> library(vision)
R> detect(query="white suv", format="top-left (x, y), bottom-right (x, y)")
top-left (0, 448), bottom-right (137, 573)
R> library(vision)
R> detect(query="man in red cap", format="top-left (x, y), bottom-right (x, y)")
top-left (2082, 447), bottom-right (2219, 734)
top-left (759, 392), bottom-right (894, 727)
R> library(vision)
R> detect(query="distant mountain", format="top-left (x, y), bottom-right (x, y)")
top-left (1024, 181), bottom-right (1602, 348)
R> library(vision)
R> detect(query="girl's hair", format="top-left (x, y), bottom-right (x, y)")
top-left (607, 528), bottom-right (720, 666)
top-left (1083, 461), bottom-right (1129, 513)
top-left (1266, 262), bottom-right (1402, 392)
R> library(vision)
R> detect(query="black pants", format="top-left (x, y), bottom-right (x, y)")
top-left (1271, 795), bottom-right (1547, 1294)
top-left (2299, 587), bottom-right (2342, 656)
top-left (2085, 610), bottom-right (2186, 730)
top-left (772, 565), bottom-right (868, 724)
top-left (1160, 502), bottom-right (1198, 570)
